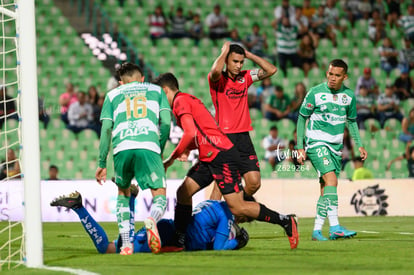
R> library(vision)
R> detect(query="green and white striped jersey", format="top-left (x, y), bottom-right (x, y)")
top-left (275, 22), bottom-right (298, 54)
top-left (100, 81), bottom-right (171, 155)
top-left (299, 82), bottom-right (357, 156)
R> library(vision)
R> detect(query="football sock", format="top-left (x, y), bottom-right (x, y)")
top-left (117, 195), bottom-right (131, 248)
top-left (174, 203), bottom-right (192, 239)
top-left (73, 207), bottom-right (109, 254)
top-left (150, 195), bottom-right (167, 223)
top-left (324, 186), bottom-right (339, 227)
top-left (313, 196), bottom-right (327, 231)
top-left (129, 194), bottom-right (135, 243)
top-left (257, 203), bottom-right (289, 226)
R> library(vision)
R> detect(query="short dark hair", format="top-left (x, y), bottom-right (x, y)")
top-left (329, 59), bottom-right (348, 74)
top-left (116, 62), bottom-right (144, 80)
top-left (227, 44), bottom-right (245, 60)
top-left (49, 165), bottom-right (58, 171)
top-left (270, 125), bottom-right (278, 131)
top-left (353, 156), bottom-right (363, 162)
top-left (153, 72), bottom-right (179, 90)
top-left (275, 85), bottom-right (284, 92)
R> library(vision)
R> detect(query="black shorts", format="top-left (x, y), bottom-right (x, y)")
top-left (227, 132), bottom-right (260, 175)
top-left (187, 147), bottom-right (243, 195)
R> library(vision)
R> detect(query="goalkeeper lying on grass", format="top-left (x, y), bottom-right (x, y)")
top-left (50, 186), bottom-right (249, 253)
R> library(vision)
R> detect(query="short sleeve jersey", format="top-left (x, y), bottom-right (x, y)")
top-left (172, 92), bottom-right (233, 162)
top-left (208, 70), bottom-right (258, 134)
top-left (299, 82), bottom-right (357, 156)
top-left (100, 81), bottom-right (171, 155)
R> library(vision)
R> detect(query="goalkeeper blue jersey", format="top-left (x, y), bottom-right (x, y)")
top-left (114, 200), bottom-right (238, 252)
top-left (186, 200), bottom-right (238, 251)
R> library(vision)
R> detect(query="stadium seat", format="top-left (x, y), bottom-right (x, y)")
top-left (364, 118), bottom-right (381, 132)
top-left (383, 118), bottom-right (402, 134)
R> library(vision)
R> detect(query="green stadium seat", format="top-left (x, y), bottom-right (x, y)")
top-left (383, 118), bottom-right (402, 134)
top-left (364, 118), bottom-right (381, 132)
top-left (402, 99), bottom-right (414, 116)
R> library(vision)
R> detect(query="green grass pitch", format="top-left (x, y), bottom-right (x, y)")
top-left (2, 216), bottom-right (414, 274)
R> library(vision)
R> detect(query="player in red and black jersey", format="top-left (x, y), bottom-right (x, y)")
top-left (208, 42), bottom-right (277, 199)
top-left (154, 73), bottom-right (298, 251)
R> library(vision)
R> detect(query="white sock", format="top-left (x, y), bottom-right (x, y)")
top-left (150, 195), bottom-right (167, 223)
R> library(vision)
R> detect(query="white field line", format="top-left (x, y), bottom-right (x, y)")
top-left (39, 265), bottom-right (99, 275)
top-left (360, 230), bottom-right (414, 235)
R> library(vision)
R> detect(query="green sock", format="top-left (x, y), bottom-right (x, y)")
top-left (150, 195), bottom-right (167, 223)
top-left (116, 195), bottom-right (131, 247)
top-left (323, 186), bottom-right (339, 228)
top-left (313, 196), bottom-right (327, 231)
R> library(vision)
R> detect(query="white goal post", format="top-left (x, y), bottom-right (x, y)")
top-left (0, 0), bottom-right (43, 268)
top-left (18, 0), bottom-right (43, 268)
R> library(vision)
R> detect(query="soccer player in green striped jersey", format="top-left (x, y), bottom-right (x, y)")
top-left (95, 63), bottom-right (171, 254)
top-left (296, 59), bottom-right (368, 241)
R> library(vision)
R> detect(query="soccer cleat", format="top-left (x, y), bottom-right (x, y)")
top-left (145, 217), bottom-right (162, 254)
top-left (129, 184), bottom-right (138, 199)
top-left (120, 244), bottom-right (133, 255)
top-left (50, 191), bottom-right (82, 209)
top-left (312, 230), bottom-right (328, 241)
top-left (283, 214), bottom-right (299, 249)
top-left (329, 225), bottom-right (357, 240)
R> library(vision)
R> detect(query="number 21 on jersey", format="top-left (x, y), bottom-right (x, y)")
top-left (125, 96), bottom-right (147, 120)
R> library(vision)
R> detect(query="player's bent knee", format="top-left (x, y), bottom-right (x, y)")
top-left (177, 177), bottom-right (201, 198)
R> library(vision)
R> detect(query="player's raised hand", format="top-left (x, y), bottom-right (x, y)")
top-left (297, 148), bottom-right (307, 165)
top-left (221, 41), bottom-right (231, 54)
top-left (244, 48), bottom-right (254, 59)
top-left (359, 147), bottom-right (368, 161)
top-left (95, 167), bottom-right (107, 185)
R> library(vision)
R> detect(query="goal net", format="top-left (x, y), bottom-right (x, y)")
top-left (0, 0), bottom-right (42, 270)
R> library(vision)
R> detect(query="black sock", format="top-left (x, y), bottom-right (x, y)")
top-left (174, 203), bottom-right (192, 234)
top-left (257, 203), bottom-right (289, 226)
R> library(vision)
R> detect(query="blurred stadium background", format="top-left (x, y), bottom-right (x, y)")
top-left (2, 0), bottom-right (413, 180)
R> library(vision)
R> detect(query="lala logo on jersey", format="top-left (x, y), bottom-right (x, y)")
top-left (236, 76), bottom-right (245, 83)
top-left (120, 126), bottom-right (149, 139)
top-left (333, 94), bottom-right (338, 101)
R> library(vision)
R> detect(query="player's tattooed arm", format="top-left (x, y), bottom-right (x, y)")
top-left (246, 49), bottom-right (277, 81)
top-left (257, 69), bottom-right (269, 80)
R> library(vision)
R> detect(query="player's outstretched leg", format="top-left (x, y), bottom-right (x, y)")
top-left (50, 191), bottom-right (110, 254)
top-left (255, 202), bottom-right (299, 249)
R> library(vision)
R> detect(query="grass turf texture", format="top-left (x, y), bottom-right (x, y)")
top-left (1, 216), bottom-right (414, 274)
